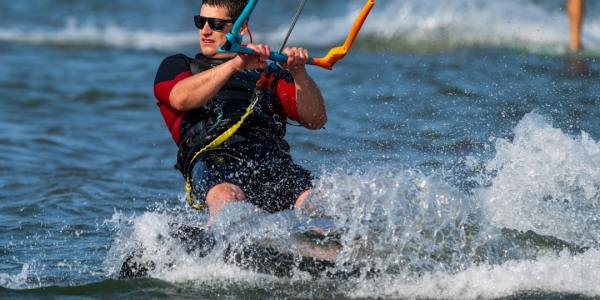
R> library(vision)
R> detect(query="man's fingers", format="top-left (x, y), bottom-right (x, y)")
top-left (245, 45), bottom-right (311, 68)
top-left (292, 48), bottom-right (305, 65)
top-left (264, 45), bottom-right (271, 61)
top-left (299, 48), bottom-right (309, 64)
top-left (301, 49), bottom-right (309, 62)
top-left (239, 43), bottom-right (273, 70)
top-left (283, 47), bottom-right (309, 66)
top-left (250, 43), bottom-right (270, 60)
top-left (287, 48), bottom-right (296, 65)
top-left (246, 44), bottom-right (268, 57)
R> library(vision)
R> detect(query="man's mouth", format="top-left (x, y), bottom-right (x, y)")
top-left (202, 39), bottom-right (215, 45)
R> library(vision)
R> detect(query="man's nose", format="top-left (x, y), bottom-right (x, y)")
top-left (201, 22), bottom-right (212, 34)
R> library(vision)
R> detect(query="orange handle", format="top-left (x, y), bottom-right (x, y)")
top-left (311, 0), bottom-right (375, 70)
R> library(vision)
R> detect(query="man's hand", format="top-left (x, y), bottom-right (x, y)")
top-left (232, 45), bottom-right (310, 74)
top-left (281, 47), bottom-right (309, 75)
top-left (234, 43), bottom-right (270, 71)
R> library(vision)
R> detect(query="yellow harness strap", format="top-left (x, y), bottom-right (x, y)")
top-left (184, 104), bottom-right (255, 210)
top-left (184, 71), bottom-right (275, 211)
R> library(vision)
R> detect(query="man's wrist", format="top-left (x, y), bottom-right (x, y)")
top-left (230, 56), bottom-right (245, 72)
top-left (289, 66), bottom-right (308, 79)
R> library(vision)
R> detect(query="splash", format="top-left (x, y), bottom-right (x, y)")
top-left (0, 264), bottom-right (36, 290)
top-left (105, 202), bottom-right (302, 283)
top-left (307, 167), bottom-right (481, 276)
top-left (103, 113), bottom-right (600, 298)
top-left (476, 113), bottom-right (600, 246)
top-left (351, 249), bottom-right (600, 299)
top-left (106, 169), bottom-right (486, 287)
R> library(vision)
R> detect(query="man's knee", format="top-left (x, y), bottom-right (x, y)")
top-left (294, 190), bottom-right (312, 209)
top-left (206, 183), bottom-right (246, 214)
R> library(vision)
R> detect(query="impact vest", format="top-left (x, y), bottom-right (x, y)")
top-left (175, 55), bottom-right (290, 175)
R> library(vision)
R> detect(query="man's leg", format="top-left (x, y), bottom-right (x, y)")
top-left (294, 190), bottom-right (311, 209)
top-left (567, 0), bottom-right (585, 51)
top-left (206, 183), bottom-right (246, 217)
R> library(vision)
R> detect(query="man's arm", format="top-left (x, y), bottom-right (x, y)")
top-left (169, 44), bottom-right (271, 111)
top-left (169, 58), bottom-right (242, 111)
top-left (283, 47), bottom-right (327, 129)
top-left (290, 69), bottom-right (327, 129)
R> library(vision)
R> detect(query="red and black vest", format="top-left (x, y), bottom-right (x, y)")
top-left (154, 53), bottom-right (296, 175)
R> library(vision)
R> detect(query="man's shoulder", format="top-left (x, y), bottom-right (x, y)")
top-left (155, 53), bottom-right (195, 83)
top-left (159, 53), bottom-right (195, 69)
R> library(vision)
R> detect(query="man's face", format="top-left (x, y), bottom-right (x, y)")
top-left (198, 5), bottom-right (235, 58)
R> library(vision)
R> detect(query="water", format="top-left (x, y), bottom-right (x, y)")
top-left (2, 0), bottom-right (600, 299)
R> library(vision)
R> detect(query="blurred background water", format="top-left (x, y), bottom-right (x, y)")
top-left (2, 0), bottom-right (600, 299)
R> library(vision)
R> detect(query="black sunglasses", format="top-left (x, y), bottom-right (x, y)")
top-left (194, 15), bottom-right (234, 32)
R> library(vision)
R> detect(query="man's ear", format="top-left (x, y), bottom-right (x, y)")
top-left (239, 20), bottom-right (249, 35)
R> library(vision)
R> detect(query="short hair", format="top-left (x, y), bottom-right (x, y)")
top-left (201, 0), bottom-right (248, 20)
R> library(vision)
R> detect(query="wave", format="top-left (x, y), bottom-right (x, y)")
top-left (0, 18), bottom-right (196, 51)
top-left (352, 249), bottom-right (600, 299)
top-left (2, 0), bottom-right (600, 54)
top-left (281, 0), bottom-right (600, 54)
top-left (100, 113), bottom-right (600, 298)
top-left (0, 278), bottom-right (174, 298)
top-left (3, 112), bottom-right (600, 298)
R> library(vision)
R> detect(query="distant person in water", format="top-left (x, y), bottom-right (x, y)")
top-left (567, 0), bottom-right (585, 52)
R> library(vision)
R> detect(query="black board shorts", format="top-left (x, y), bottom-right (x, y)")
top-left (191, 143), bottom-right (313, 213)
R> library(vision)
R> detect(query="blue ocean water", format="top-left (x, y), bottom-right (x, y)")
top-left (1, 0), bottom-right (600, 299)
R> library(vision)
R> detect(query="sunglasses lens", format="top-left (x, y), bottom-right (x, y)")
top-left (210, 19), bottom-right (226, 31)
top-left (194, 16), bottom-right (205, 29)
top-left (194, 16), bottom-right (232, 31)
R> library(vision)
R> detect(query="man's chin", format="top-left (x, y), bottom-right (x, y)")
top-left (200, 47), bottom-right (218, 57)
top-left (202, 50), bottom-right (236, 60)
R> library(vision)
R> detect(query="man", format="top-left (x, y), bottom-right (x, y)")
top-left (567, 0), bottom-right (585, 52)
top-left (153, 0), bottom-right (326, 217)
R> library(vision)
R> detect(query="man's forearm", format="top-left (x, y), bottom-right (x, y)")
top-left (170, 58), bottom-right (243, 111)
top-left (292, 70), bottom-right (327, 129)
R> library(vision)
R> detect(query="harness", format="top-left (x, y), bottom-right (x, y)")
top-left (182, 61), bottom-right (279, 210)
